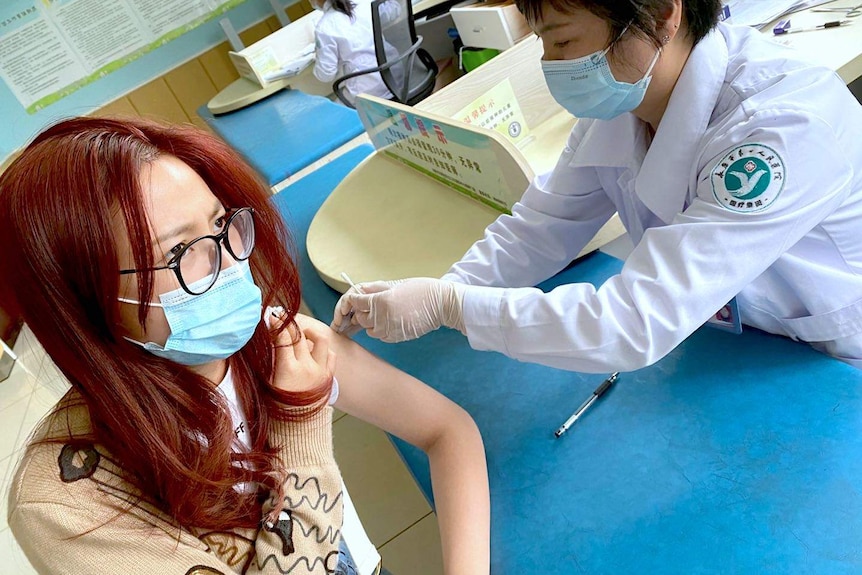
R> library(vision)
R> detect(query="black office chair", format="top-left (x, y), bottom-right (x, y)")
top-left (333, 0), bottom-right (438, 108)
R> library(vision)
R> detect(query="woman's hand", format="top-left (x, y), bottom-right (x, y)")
top-left (271, 311), bottom-right (336, 393)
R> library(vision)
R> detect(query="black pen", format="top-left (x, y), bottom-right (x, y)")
top-left (554, 372), bottom-right (619, 438)
top-left (773, 19), bottom-right (853, 35)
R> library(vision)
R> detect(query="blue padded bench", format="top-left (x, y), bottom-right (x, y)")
top-left (198, 88), bottom-right (365, 186)
top-left (271, 143), bottom-right (862, 575)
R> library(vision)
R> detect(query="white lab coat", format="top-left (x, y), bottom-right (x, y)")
top-left (313, 0), bottom-right (394, 104)
top-left (442, 23), bottom-right (862, 372)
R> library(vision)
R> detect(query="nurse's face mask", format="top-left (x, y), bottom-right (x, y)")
top-left (541, 25), bottom-right (661, 121)
top-left (117, 207), bottom-right (263, 366)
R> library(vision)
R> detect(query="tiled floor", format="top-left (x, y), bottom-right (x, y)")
top-left (0, 327), bottom-right (59, 575)
top-left (0, 326), bottom-right (441, 574)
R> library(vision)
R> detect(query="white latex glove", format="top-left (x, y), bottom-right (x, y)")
top-left (331, 278), bottom-right (465, 343)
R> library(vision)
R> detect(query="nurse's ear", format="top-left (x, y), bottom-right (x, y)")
top-left (656, 0), bottom-right (683, 45)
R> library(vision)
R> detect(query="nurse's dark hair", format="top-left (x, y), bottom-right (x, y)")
top-left (332, 0), bottom-right (356, 18)
top-left (515, 0), bottom-right (723, 47)
top-left (0, 117), bottom-right (332, 532)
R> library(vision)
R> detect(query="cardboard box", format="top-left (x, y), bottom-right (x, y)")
top-left (450, 0), bottom-right (531, 51)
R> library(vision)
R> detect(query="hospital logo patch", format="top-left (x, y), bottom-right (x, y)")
top-left (710, 144), bottom-right (784, 213)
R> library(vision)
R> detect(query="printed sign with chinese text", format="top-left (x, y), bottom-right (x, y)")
top-left (355, 95), bottom-right (530, 213)
top-left (454, 78), bottom-right (532, 148)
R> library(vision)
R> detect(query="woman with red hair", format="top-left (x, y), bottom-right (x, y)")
top-left (0, 117), bottom-right (489, 575)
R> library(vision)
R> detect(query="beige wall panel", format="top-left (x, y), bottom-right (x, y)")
top-left (199, 43), bottom-right (240, 91)
top-left (239, 20), bottom-right (273, 47)
top-left (0, 149), bottom-right (21, 174)
top-left (127, 79), bottom-right (190, 125)
top-left (165, 59), bottom-right (219, 122)
top-left (94, 96), bottom-right (138, 118)
top-left (264, 15), bottom-right (281, 32)
top-left (286, 0), bottom-right (313, 21)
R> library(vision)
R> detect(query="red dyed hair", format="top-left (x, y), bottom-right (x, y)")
top-left (0, 117), bottom-right (332, 530)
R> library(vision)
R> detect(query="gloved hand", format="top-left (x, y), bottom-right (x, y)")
top-left (331, 278), bottom-right (466, 343)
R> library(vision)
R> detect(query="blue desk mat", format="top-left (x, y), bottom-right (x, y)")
top-left (378, 263), bottom-right (862, 575)
top-left (272, 152), bottom-right (862, 574)
top-left (198, 88), bottom-right (365, 186)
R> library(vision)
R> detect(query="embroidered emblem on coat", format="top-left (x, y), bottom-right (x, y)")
top-left (58, 444), bottom-right (100, 482)
top-left (710, 143), bottom-right (785, 213)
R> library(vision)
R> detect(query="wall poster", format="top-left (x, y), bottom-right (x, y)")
top-left (0, 0), bottom-right (245, 113)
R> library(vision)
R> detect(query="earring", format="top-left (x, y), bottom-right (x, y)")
top-left (662, 34), bottom-right (671, 44)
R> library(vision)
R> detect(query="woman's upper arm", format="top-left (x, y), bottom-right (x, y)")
top-left (331, 333), bottom-right (471, 450)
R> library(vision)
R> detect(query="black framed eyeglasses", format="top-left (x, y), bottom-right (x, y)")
top-left (119, 207), bottom-right (255, 296)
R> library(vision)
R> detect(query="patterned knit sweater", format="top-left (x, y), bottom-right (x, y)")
top-left (6, 392), bottom-right (343, 575)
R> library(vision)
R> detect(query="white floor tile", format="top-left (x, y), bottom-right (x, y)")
top-left (1, 453), bottom-right (15, 533)
top-left (17, 386), bottom-right (63, 447)
top-left (10, 327), bottom-right (44, 378)
top-left (0, 526), bottom-right (37, 575)
top-left (333, 416), bottom-right (431, 547)
top-left (32, 358), bottom-right (62, 394)
top-left (0, 395), bottom-right (30, 460)
top-left (1, 453), bottom-right (11, 485)
top-left (0, 361), bottom-right (36, 412)
top-left (379, 513), bottom-right (443, 575)
top-left (1, 454), bottom-right (25, 536)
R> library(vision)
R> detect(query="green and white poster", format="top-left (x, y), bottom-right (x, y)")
top-left (0, 0), bottom-right (245, 113)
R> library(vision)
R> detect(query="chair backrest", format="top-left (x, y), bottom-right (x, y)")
top-left (371, 0), bottom-right (438, 105)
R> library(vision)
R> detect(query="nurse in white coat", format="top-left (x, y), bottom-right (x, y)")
top-left (332, 0), bottom-right (862, 371)
top-left (312, 0), bottom-right (395, 104)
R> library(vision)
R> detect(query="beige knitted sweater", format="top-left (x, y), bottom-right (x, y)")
top-left (6, 392), bottom-right (343, 575)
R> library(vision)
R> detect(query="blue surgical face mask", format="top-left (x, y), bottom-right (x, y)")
top-left (118, 260), bottom-right (263, 366)
top-left (541, 31), bottom-right (661, 121)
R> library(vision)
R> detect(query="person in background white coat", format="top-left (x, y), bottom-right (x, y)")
top-left (312, 0), bottom-right (395, 105)
top-left (332, 0), bottom-right (862, 371)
